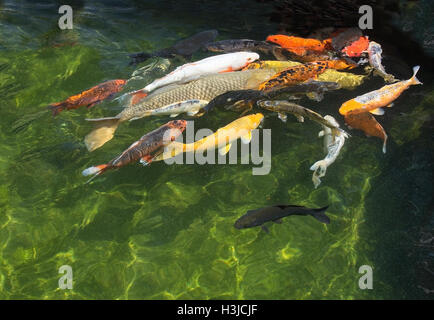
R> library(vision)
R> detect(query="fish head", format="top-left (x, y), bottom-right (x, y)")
top-left (248, 113), bottom-right (264, 128)
top-left (256, 100), bottom-right (278, 110)
top-left (164, 120), bottom-right (187, 142)
top-left (339, 99), bottom-right (363, 115)
top-left (113, 79), bottom-right (128, 88)
top-left (266, 34), bottom-right (290, 47)
top-left (232, 52), bottom-right (260, 70)
top-left (234, 214), bottom-right (257, 229)
top-left (329, 58), bottom-right (358, 70)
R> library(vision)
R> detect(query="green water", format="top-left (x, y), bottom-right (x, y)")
top-left (0, 1), bottom-right (433, 299)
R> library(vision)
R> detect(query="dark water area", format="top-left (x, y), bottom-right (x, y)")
top-left (0, 0), bottom-right (432, 299)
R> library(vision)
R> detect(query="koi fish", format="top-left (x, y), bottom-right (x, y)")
top-left (234, 204), bottom-right (330, 233)
top-left (257, 100), bottom-right (347, 137)
top-left (205, 39), bottom-right (278, 55)
top-left (128, 30), bottom-right (218, 65)
top-left (341, 36), bottom-right (369, 57)
top-left (153, 113), bottom-right (264, 161)
top-left (344, 111), bottom-right (388, 153)
top-left (339, 66), bottom-right (422, 116)
top-left (48, 79), bottom-right (127, 116)
top-left (204, 80), bottom-right (340, 113)
top-left (367, 41), bottom-right (397, 83)
top-left (266, 34), bottom-right (332, 56)
top-left (140, 52), bottom-right (259, 94)
top-left (82, 120), bottom-right (186, 182)
top-left (243, 60), bottom-right (365, 89)
top-left (331, 28), bottom-right (363, 51)
top-left (84, 69), bottom-right (276, 151)
top-left (258, 59), bottom-right (356, 91)
top-left (310, 115), bottom-right (348, 188)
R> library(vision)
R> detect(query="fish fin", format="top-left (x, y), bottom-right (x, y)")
top-left (293, 114), bottom-right (304, 122)
top-left (411, 65), bottom-right (422, 85)
top-left (219, 143), bottom-right (232, 156)
top-left (218, 66), bottom-right (234, 73)
top-left (369, 107), bottom-right (385, 115)
top-left (241, 131), bottom-right (252, 144)
top-left (310, 206), bottom-right (330, 224)
top-left (277, 112), bottom-right (287, 122)
top-left (169, 113), bottom-right (180, 118)
top-left (130, 90), bottom-right (148, 105)
top-left (386, 103), bottom-right (394, 108)
top-left (84, 117), bottom-right (120, 152)
top-left (187, 109), bottom-right (199, 116)
top-left (273, 218), bottom-right (283, 224)
top-left (82, 164), bottom-right (109, 183)
top-left (139, 154), bottom-right (154, 166)
top-left (318, 130), bottom-right (325, 137)
top-left (261, 225), bottom-right (270, 234)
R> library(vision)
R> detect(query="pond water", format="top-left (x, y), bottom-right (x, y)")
top-left (0, 0), bottom-right (432, 299)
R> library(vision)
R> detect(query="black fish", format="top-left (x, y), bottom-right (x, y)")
top-left (128, 30), bottom-right (218, 65)
top-left (234, 205), bottom-right (330, 233)
top-left (204, 81), bottom-right (340, 113)
top-left (205, 39), bottom-right (287, 60)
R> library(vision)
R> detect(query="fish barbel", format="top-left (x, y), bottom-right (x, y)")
top-left (84, 69), bottom-right (276, 151)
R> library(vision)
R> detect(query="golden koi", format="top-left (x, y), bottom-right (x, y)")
top-left (154, 113), bottom-right (264, 161)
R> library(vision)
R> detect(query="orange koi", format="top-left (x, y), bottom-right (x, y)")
top-left (48, 79), bottom-right (127, 116)
top-left (341, 36), bottom-right (369, 57)
top-left (258, 59), bottom-right (356, 91)
top-left (339, 66), bottom-right (422, 116)
top-left (344, 111), bottom-right (388, 153)
top-left (266, 34), bottom-right (332, 56)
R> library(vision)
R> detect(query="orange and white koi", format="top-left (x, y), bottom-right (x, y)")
top-left (48, 79), bottom-right (127, 116)
top-left (339, 66), bottom-right (422, 116)
top-left (82, 120), bottom-right (186, 181)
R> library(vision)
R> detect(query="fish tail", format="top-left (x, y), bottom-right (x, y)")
top-left (82, 164), bottom-right (109, 183)
top-left (310, 206), bottom-right (330, 224)
top-left (47, 102), bottom-right (66, 116)
top-left (84, 117), bottom-right (120, 152)
top-left (128, 52), bottom-right (151, 65)
top-left (411, 65), bottom-right (422, 85)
